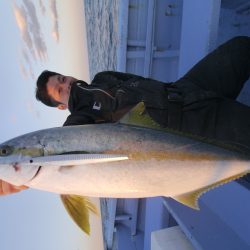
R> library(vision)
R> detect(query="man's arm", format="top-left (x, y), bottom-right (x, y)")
top-left (63, 113), bottom-right (96, 126)
top-left (92, 71), bottom-right (145, 85)
top-left (0, 180), bottom-right (28, 196)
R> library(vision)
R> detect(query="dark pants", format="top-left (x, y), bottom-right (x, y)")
top-left (169, 36), bottom-right (250, 153)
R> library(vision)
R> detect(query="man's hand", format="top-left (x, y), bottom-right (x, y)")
top-left (0, 180), bottom-right (28, 196)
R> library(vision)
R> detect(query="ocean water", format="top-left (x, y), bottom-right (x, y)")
top-left (83, 3), bottom-right (120, 246)
top-left (84, 0), bottom-right (119, 80)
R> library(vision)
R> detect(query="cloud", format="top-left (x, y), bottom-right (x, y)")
top-left (39, 0), bottom-right (46, 15)
top-left (13, 0), bottom-right (61, 80)
top-left (18, 49), bottom-right (35, 80)
top-left (49, 0), bottom-right (59, 42)
top-left (28, 65), bottom-right (35, 80)
top-left (14, 4), bottom-right (35, 59)
top-left (22, 0), bottom-right (48, 60)
top-left (19, 60), bottom-right (35, 80)
top-left (13, 0), bottom-right (48, 61)
top-left (19, 61), bottom-right (28, 80)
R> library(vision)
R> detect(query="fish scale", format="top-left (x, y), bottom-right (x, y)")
top-left (0, 103), bottom-right (250, 210)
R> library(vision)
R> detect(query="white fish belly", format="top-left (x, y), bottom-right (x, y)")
top-left (0, 163), bottom-right (40, 186)
top-left (27, 159), bottom-right (250, 198)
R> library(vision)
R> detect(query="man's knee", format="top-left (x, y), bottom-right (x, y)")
top-left (220, 36), bottom-right (250, 76)
top-left (225, 36), bottom-right (250, 50)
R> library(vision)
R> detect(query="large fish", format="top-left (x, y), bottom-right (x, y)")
top-left (0, 103), bottom-right (249, 233)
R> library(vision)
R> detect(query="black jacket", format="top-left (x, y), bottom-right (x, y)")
top-left (62, 37), bottom-right (250, 153)
top-left (64, 71), bottom-right (169, 126)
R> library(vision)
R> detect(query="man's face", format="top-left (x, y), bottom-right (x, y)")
top-left (47, 74), bottom-right (77, 109)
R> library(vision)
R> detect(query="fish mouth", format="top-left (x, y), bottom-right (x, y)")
top-left (28, 165), bottom-right (42, 182)
top-left (0, 158), bottom-right (42, 186)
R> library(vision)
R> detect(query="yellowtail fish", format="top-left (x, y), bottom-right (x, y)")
top-left (0, 103), bottom-right (249, 234)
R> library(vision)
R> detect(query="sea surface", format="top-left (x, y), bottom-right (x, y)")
top-left (83, 2), bottom-right (120, 248)
top-left (84, 0), bottom-right (119, 80)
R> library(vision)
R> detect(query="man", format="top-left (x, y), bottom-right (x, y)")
top-left (1, 36), bottom-right (249, 195)
top-left (35, 36), bottom-right (250, 151)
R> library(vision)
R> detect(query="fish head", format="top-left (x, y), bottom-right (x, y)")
top-left (0, 132), bottom-right (44, 186)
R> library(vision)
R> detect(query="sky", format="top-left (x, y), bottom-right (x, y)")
top-left (0, 1), bottom-right (103, 249)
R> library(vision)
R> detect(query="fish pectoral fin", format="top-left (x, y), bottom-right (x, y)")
top-left (119, 102), bottom-right (162, 129)
top-left (60, 195), bottom-right (99, 235)
top-left (173, 171), bottom-right (250, 210)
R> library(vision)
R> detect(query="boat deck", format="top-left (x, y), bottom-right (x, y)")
top-left (102, 1), bottom-right (250, 249)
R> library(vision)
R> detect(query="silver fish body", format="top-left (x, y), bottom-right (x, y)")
top-left (0, 123), bottom-right (249, 201)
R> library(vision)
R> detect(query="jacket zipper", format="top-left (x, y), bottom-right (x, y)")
top-left (77, 85), bottom-right (115, 100)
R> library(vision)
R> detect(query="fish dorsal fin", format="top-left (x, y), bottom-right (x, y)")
top-left (120, 103), bottom-right (250, 155)
top-left (119, 102), bottom-right (162, 129)
top-left (173, 171), bottom-right (249, 210)
top-left (60, 195), bottom-right (98, 235)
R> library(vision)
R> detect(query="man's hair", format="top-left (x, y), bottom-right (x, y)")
top-left (35, 70), bottom-right (61, 107)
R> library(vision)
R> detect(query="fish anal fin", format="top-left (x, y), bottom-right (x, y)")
top-left (173, 171), bottom-right (250, 210)
top-left (60, 194), bottom-right (98, 235)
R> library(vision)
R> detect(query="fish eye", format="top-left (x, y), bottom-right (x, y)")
top-left (0, 145), bottom-right (13, 156)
